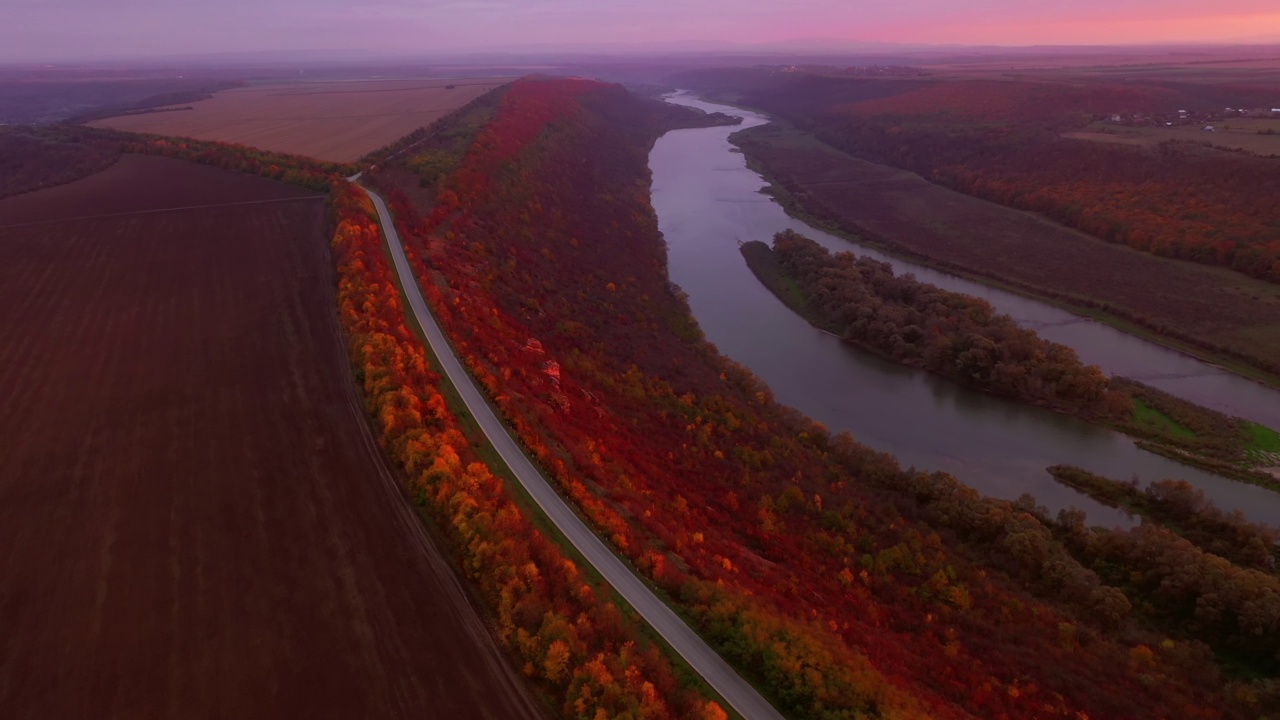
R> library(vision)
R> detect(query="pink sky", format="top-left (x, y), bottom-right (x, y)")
top-left (4, 0), bottom-right (1279, 62)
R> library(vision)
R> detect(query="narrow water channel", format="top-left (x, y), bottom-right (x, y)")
top-left (650, 92), bottom-right (1280, 526)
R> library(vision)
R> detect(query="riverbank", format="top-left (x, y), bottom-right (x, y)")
top-left (1133, 441), bottom-right (1280, 493)
top-left (657, 90), bottom-right (1280, 526)
top-left (729, 119), bottom-right (1280, 393)
top-left (741, 235), bottom-right (1280, 490)
top-left (1045, 466), bottom-right (1278, 567)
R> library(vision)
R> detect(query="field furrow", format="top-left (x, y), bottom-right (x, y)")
top-left (0, 157), bottom-right (542, 720)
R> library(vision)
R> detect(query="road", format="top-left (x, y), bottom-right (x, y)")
top-left (356, 183), bottom-right (788, 720)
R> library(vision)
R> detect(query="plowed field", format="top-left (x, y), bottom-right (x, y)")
top-left (89, 78), bottom-right (512, 162)
top-left (0, 157), bottom-right (542, 720)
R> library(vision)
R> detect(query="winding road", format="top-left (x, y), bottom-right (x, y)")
top-left (354, 181), bottom-right (788, 720)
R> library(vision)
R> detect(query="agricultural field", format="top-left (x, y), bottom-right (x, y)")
top-left (89, 77), bottom-right (513, 162)
top-left (1065, 118), bottom-right (1280, 156)
top-left (0, 157), bottom-right (540, 720)
top-left (922, 50), bottom-right (1280, 78)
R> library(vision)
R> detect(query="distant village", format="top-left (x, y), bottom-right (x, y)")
top-left (1104, 106), bottom-right (1280, 131)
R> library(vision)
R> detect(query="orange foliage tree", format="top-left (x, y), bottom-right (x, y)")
top-left (330, 181), bottom-right (724, 720)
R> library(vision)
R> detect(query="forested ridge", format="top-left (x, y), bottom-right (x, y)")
top-left (363, 76), bottom-right (1280, 718)
top-left (0, 127), bottom-right (121, 199)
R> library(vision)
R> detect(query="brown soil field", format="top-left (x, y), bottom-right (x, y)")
top-left (0, 158), bottom-right (543, 720)
top-left (736, 122), bottom-right (1280, 375)
top-left (0, 154), bottom-right (311, 226)
top-left (89, 78), bottom-right (513, 162)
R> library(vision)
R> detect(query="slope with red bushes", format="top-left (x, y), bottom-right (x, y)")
top-left (367, 77), bottom-right (1262, 719)
top-left (331, 181), bottom-right (726, 720)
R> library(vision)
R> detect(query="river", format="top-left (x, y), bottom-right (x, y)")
top-left (649, 91), bottom-right (1280, 527)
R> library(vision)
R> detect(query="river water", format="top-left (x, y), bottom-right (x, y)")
top-left (649, 92), bottom-right (1280, 527)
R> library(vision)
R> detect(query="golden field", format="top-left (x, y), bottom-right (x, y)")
top-left (91, 77), bottom-right (513, 162)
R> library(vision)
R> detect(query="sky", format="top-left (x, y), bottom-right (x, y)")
top-left (4, 0), bottom-right (1280, 62)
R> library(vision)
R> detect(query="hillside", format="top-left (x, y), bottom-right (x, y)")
top-left (366, 77), bottom-right (1278, 719)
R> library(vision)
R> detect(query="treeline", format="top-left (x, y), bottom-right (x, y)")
top-left (746, 232), bottom-right (1127, 417)
top-left (864, 451), bottom-right (1280, 711)
top-left (116, 131), bottom-right (351, 191)
top-left (66, 80), bottom-right (241, 123)
top-left (2, 124), bottom-right (351, 198)
top-left (358, 86), bottom-right (508, 170)
top-left (932, 144), bottom-right (1280, 283)
top-left (738, 76), bottom-right (1280, 284)
top-left (0, 126), bottom-right (120, 199)
top-left (372, 76), bottom-right (1261, 718)
top-left (329, 182), bottom-right (727, 720)
top-left (1048, 466), bottom-right (1279, 570)
top-left (1051, 503), bottom-right (1280, 681)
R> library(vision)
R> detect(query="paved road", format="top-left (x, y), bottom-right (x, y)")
top-left (357, 183), bottom-right (787, 720)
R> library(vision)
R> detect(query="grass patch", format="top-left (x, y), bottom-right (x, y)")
top-left (1132, 398), bottom-right (1198, 440)
top-left (1245, 422), bottom-right (1280, 454)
